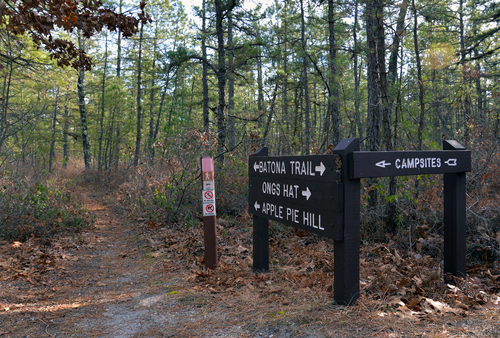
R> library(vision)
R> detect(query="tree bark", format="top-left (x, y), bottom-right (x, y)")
top-left (63, 105), bottom-right (70, 168)
top-left (228, 11), bottom-right (236, 150)
top-left (412, 0), bottom-right (425, 150)
top-left (353, 2), bottom-right (364, 147)
top-left (301, 0), bottom-right (310, 155)
top-left (0, 30), bottom-right (14, 156)
top-left (148, 22), bottom-right (159, 159)
top-left (78, 29), bottom-right (92, 170)
top-left (98, 31), bottom-right (108, 171)
top-left (134, 22), bottom-right (144, 167)
top-left (202, 0), bottom-right (210, 133)
top-left (215, 0), bottom-right (228, 166)
top-left (328, 0), bottom-right (340, 146)
top-left (49, 87), bottom-right (59, 172)
top-left (113, 0), bottom-right (123, 169)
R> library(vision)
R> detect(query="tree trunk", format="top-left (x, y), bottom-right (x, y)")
top-left (328, 0), bottom-right (340, 146)
top-left (134, 22), bottom-right (144, 167)
top-left (459, 0), bottom-right (470, 144)
top-left (215, 0), bottom-right (228, 166)
top-left (0, 31), bottom-right (13, 155)
top-left (202, 0), bottom-right (210, 133)
top-left (113, 0), bottom-right (123, 169)
top-left (228, 11), bottom-right (236, 150)
top-left (78, 29), bottom-right (92, 170)
top-left (412, 0), bottom-right (425, 150)
top-left (263, 82), bottom-right (279, 143)
top-left (353, 2), bottom-right (364, 147)
top-left (98, 31), bottom-right (108, 171)
top-left (283, 0), bottom-right (290, 153)
top-left (63, 105), bottom-right (70, 168)
top-left (301, 0), bottom-right (310, 155)
top-left (49, 87), bottom-right (59, 172)
top-left (148, 22), bottom-right (159, 159)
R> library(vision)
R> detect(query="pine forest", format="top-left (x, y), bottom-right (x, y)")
top-left (1, 0), bottom-right (500, 334)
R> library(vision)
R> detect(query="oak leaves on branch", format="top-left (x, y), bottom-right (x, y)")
top-left (0, 0), bottom-right (150, 70)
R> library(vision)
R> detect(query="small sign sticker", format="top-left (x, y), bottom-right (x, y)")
top-left (203, 190), bottom-right (215, 203)
top-left (203, 203), bottom-right (216, 216)
top-left (203, 181), bottom-right (214, 190)
top-left (203, 171), bottom-right (214, 181)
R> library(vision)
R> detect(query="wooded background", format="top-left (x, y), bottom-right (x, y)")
top-left (1, 0), bottom-right (499, 168)
top-left (1, 0), bottom-right (500, 236)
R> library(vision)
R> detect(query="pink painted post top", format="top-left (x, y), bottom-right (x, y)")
top-left (202, 157), bottom-right (213, 173)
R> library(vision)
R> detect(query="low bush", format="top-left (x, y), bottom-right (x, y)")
top-left (0, 170), bottom-right (93, 241)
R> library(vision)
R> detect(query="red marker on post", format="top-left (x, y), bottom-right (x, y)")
top-left (201, 157), bottom-right (218, 269)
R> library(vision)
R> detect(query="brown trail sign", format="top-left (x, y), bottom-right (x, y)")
top-left (248, 154), bottom-right (343, 239)
top-left (249, 138), bottom-right (471, 305)
top-left (201, 156), bottom-right (218, 269)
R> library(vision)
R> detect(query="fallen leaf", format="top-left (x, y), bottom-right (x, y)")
top-left (454, 300), bottom-right (469, 310)
top-left (424, 298), bottom-right (447, 312)
top-left (12, 241), bottom-right (23, 248)
top-left (483, 297), bottom-right (500, 309)
top-left (236, 245), bottom-right (248, 254)
top-left (0, 258), bottom-right (12, 269)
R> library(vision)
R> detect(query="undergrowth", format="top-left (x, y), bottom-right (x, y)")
top-left (0, 168), bottom-right (93, 242)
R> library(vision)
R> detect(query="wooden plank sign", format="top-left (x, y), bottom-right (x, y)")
top-left (248, 154), bottom-right (343, 239)
top-left (249, 138), bottom-right (471, 306)
top-left (350, 150), bottom-right (471, 178)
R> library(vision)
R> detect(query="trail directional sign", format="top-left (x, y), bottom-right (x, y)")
top-left (350, 150), bottom-right (471, 178)
top-left (248, 155), bottom-right (342, 239)
top-left (249, 155), bottom-right (339, 182)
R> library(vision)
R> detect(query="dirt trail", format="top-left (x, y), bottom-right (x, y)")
top-left (2, 186), bottom-right (500, 337)
top-left (0, 188), bottom-right (206, 337)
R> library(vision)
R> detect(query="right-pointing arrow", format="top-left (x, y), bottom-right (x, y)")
top-left (254, 201), bottom-right (261, 211)
top-left (315, 162), bottom-right (326, 176)
top-left (302, 187), bottom-right (312, 200)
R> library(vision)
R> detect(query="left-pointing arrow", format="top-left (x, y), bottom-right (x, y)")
top-left (375, 160), bottom-right (391, 168)
top-left (254, 201), bottom-right (261, 210)
top-left (253, 162), bottom-right (259, 171)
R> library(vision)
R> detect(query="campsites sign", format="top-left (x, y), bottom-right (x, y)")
top-left (249, 139), bottom-right (471, 305)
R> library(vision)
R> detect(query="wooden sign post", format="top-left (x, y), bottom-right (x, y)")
top-left (248, 138), bottom-right (471, 306)
top-left (201, 156), bottom-right (218, 269)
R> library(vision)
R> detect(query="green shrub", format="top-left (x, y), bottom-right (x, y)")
top-left (0, 174), bottom-right (93, 241)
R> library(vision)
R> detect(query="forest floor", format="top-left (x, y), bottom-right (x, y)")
top-left (1, 180), bottom-right (500, 337)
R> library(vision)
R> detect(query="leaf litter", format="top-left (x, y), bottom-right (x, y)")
top-left (0, 185), bottom-right (500, 337)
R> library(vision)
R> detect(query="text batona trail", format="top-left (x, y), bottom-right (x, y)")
top-left (254, 201), bottom-right (324, 230)
top-left (375, 157), bottom-right (457, 169)
top-left (253, 160), bottom-right (326, 176)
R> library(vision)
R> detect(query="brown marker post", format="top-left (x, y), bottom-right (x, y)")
top-left (201, 156), bottom-right (218, 269)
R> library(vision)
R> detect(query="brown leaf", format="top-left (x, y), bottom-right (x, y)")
top-left (483, 297), bottom-right (500, 309)
top-left (236, 245), bottom-right (249, 254)
top-left (424, 298), bottom-right (447, 312)
top-left (0, 258), bottom-right (13, 269)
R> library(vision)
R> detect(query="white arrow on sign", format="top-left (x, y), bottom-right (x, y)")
top-left (444, 159), bottom-right (457, 166)
top-left (253, 162), bottom-right (260, 171)
top-left (302, 187), bottom-right (312, 200)
top-left (254, 201), bottom-right (261, 211)
top-left (375, 160), bottom-right (392, 168)
top-left (315, 162), bottom-right (326, 176)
